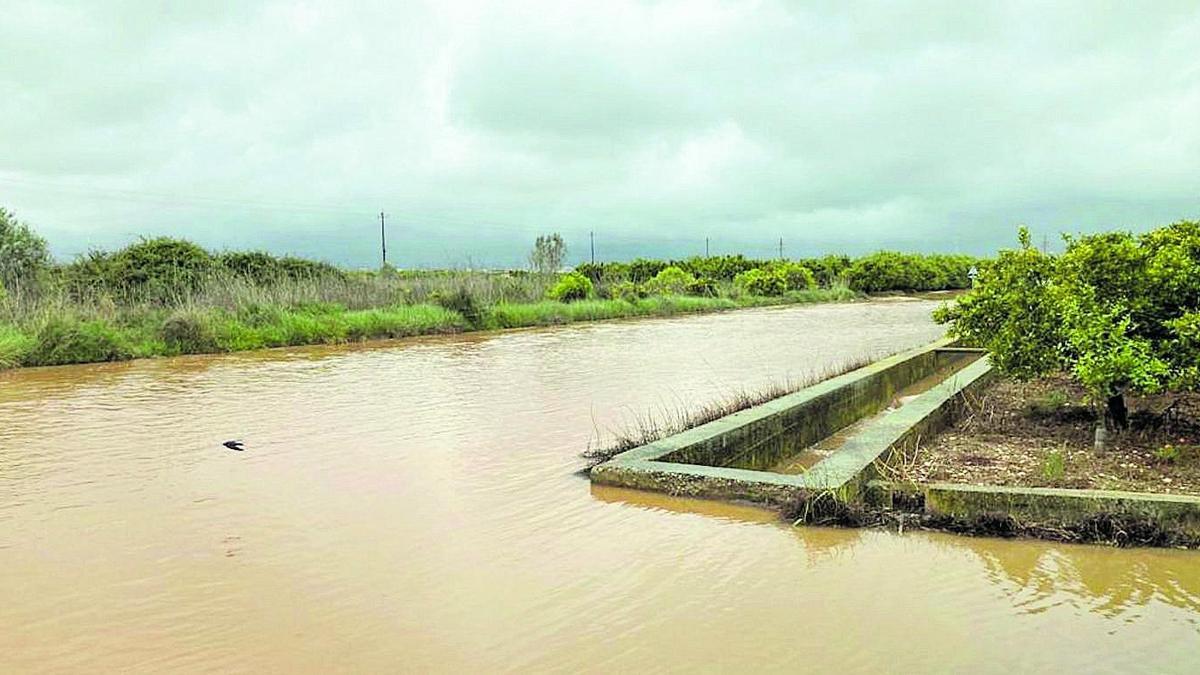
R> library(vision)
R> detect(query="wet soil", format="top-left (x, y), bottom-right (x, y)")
top-left (897, 374), bottom-right (1200, 495)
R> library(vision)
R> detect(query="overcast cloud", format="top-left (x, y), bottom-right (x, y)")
top-left (2, 1), bottom-right (1198, 267)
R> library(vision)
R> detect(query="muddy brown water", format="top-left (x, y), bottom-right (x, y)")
top-left (2, 300), bottom-right (1198, 673)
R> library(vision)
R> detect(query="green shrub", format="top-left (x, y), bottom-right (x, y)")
top-left (734, 268), bottom-right (787, 296)
top-left (845, 251), bottom-right (918, 292)
top-left (801, 254), bottom-right (852, 286)
top-left (627, 258), bottom-right (669, 283)
top-left (608, 280), bottom-right (645, 302)
top-left (236, 303), bottom-right (284, 327)
top-left (0, 325), bottom-right (35, 369)
top-left (677, 255), bottom-right (762, 281)
top-left (548, 271), bottom-right (593, 302)
top-left (846, 251), bottom-right (977, 292)
top-left (160, 308), bottom-right (220, 354)
top-left (1041, 449), bottom-right (1066, 481)
top-left (934, 231), bottom-right (1064, 380)
top-left (27, 317), bottom-right (134, 366)
top-left (686, 276), bottom-right (718, 297)
top-left (1154, 444), bottom-right (1182, 464)
top-left (106, 237), bottom-right (216, 303)
top-left (643, 266), bottom-right (696, 295)
top-left (277, 255), bottom-right (345, 281)
top-left (768, 261), bottom-right (816, 291)
top-left (433, 287), bottom-right (483, 326)
top-left (217, 251), bottom-right (283, 284)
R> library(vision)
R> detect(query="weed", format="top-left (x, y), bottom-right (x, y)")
top-left (1041, 448), bottom-right (1066, 481)
top-left (1154, 444), bottom-right (1182, 463)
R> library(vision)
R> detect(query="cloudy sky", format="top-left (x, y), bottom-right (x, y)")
top-left (2, 1), bottom-right (1198, 267)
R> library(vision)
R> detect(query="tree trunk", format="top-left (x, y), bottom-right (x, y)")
top-left (1106, 393), bottom-right (1129, 430)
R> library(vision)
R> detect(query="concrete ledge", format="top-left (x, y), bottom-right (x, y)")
top-left (590, 338), bottom-right (992, 505)
top-left (923, 482), bottom-right (1200, 537)
top-left (590, 338), bottom-right (1200, 547)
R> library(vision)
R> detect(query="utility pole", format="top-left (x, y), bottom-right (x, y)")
top-left (778, 237), bottom-right (784, 260)
top-left (590, 231), bottom-right (595, 264)
top-left (705, 237), bottom-right (710, 257)
top-left (379, 211), bottom-right (388, 268)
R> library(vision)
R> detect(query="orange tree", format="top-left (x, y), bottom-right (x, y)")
top-left (936, 223), bottom-right (1200, 429)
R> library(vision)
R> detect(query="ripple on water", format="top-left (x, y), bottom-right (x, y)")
top-left (2, 300), bottom-right (1198, 672)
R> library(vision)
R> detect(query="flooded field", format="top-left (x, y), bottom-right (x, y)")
top-left (2, 300), bottom-right (1199, 673)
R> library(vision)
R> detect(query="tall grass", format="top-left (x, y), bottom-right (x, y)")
top-left (0, 271), bottom-right (864, 370)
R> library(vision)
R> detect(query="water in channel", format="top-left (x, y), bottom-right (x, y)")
top-left (2, 299), bottom-right (1198, 673)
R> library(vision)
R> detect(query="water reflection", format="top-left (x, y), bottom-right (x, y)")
top-left (597, 482), bottom-right (1200, 625)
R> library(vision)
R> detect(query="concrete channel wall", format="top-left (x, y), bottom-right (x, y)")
top-left (592, 337), bottom-right (1200, 547)
top-left (590, 338), bottom-right (992, 505)
top-left (664, 347), bottom-right (977, 470)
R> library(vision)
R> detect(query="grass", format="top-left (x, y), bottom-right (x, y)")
top-left (0, 303), bottom-right (466, 367)
top-left (0, 274), bottom-right (865, 370)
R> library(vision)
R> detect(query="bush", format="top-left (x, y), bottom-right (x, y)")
top-left (686, 276), bottom-right (718, 297)
top-left (800, 254), bottom-right (852, 286)
top-left (627, 258), bottom-right (669, 283)
top-left (277, 255), bottom-right (345, 281)
top-left (768, 261), bottom-right (816, 291)
top-left (607, 280), bottom-right (645, 302)
top-left (27, 316), bottom-right (133, 366)
top-left (217, 251), bottom-right (283, 284)
top-left (109, 237), bottom-right (216, 303)
top-left (846, 251), bottom-right (977, 293)
top-left (677, 255), bottom-right (762, 281)
top-left (548, 271), bottom-right (593, 302)
top-left (642, 266), bottom-right (696, 295)
top-left (845, 251), bottom-right (919, 292)
top-left (734, 268), bottom-right (787, 296)
top-left (433, 287), bottom-right (483, 326)
top-left (160, 308), bottom-right (220, 354)
top-left (574, 262), bottom-right (606, 283)
top-left (0, 325), bottom-right (34, 369)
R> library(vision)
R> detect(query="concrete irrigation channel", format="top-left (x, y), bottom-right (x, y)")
top-left (590, 337), bottom-right (1200, 546)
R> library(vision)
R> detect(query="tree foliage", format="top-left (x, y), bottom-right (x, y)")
top-left (936, 223), bottom-right (1200, 428)
top-left (529, 233), bottom-right (566, 274)
top-left (642, 266), bottom-right (696, 295)
top-left (0, 207), bottom-right (51, 295)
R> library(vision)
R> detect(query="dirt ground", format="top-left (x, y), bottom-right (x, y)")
top-left (893, 374), bottom-right (1200, 496)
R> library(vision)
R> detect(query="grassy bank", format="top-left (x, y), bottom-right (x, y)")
top-left (0, 206), bottom-right (968, 370)
top-left (0, 286), bottom-right (860, 369)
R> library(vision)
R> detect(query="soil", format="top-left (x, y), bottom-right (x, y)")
top-left (893, 374), bottom-right (1200, 496)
